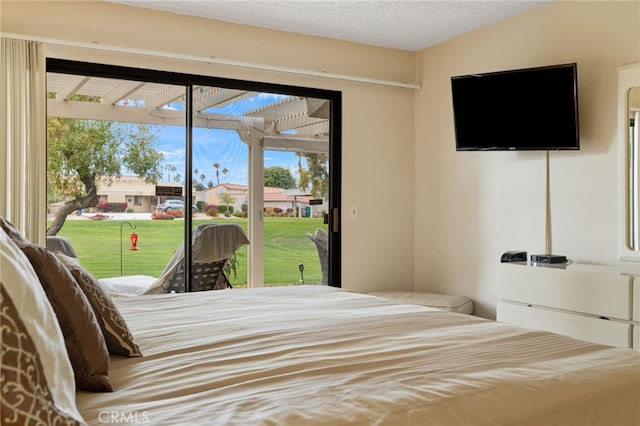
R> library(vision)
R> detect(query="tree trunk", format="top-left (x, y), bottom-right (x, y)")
top-left (46, 175), bottom-right (100, 236)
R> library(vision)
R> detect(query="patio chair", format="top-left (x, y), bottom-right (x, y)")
top-left (46, 235), bottom-right (79, 259)
top-left (306, 228), bottom-right (328, 285)
top-left (100, 223), bottom-right (249, 296)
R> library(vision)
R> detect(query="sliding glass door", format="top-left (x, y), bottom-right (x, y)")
top-left (46, 59), bottom-right (341, 288)
top-left (45, 70), bottom-right (187, 281)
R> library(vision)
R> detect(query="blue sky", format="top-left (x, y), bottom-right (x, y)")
top-left (155, 125), bottom-right (300, 186)
top-left (154, 93), bottom-right (302, 186)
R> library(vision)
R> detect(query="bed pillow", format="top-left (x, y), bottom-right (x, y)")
top-left (0, 214), bottom-right (28, 243)
top-left (0, 229), bottom-right (85, 424)
top-left (15, 239), bottom-right (113, 392)
top-left (56, 252), bottom-right (142, 357)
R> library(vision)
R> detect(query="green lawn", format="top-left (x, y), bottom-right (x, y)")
top-left (51, 217), bottom-right (326, 286)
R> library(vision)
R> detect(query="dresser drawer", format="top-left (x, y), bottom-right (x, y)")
top-left (497, 302), bottom-right (631, 349)
top-left (498, 264), bottom-right (631, 320)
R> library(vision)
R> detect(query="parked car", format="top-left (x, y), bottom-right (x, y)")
top-left (158, 199), bottom-right (198, 213)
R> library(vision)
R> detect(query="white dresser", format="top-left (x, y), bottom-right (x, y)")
top-left (497, 262), bottom-right (639, 351)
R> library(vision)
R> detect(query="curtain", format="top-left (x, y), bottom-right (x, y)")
top-left (0, 38), bottom-right (47, 245)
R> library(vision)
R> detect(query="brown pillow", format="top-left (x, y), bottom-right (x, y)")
top-left (56, 253), bottom-right (142, 357)
top-left (1, 228), bottom-right (84, 421)
top-left (1, 284), bottom-right (84, 425)
top-left (0, 215), bottom-right (28, 243)
top-left (16, 240), bottom-right (112, 392)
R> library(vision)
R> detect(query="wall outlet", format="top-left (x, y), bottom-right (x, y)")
top-left (349, 204), bottom-right (359, 220)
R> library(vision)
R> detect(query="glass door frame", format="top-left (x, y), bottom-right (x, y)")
top-left (46, 58), bottom-right (342, 288)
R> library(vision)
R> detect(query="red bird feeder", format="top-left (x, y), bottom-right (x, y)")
top-left (130, 231), bottom-right (139, 251)
top-left (120, 221), bottom-right (139, 276)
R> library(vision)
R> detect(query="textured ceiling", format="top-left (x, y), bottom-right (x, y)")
top-left (107, 0), bottom-right (552, 51)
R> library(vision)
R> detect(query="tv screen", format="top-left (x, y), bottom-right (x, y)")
top-left (451, 63), bottom-right (579, 151)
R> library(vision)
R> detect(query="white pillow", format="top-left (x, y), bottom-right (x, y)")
top-left (0, 228), bottom-right (85, 423)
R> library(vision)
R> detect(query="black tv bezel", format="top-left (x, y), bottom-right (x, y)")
top-left (451, 63), bottom-right (580, 152)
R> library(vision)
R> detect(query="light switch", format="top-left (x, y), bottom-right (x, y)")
top-left (349, 204), bottom-right (359, 220)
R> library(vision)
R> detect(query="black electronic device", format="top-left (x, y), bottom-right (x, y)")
top-left (501, 250), bottom-right (528, 263)
top-left (530, 254), bottom-right (568, 264)
top-left (451, 63), bottom-right (579, 151)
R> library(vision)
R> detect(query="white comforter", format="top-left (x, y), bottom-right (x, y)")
top-left (76, 286), bottom-right (640, 425)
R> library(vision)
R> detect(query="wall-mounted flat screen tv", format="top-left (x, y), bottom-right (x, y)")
top-left (451, 63), bottom-right (579, 151)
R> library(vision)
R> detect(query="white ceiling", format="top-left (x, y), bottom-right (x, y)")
top-left (108, 0), bottom-right (552, 52)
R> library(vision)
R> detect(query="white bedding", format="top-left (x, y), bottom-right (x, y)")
top-left (76, 286), bottom-right (640, 425)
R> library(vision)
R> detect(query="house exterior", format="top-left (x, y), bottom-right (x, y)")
top-left (80, 179), bottom-right (327, 217)
top-left (2, 1), bottom-right (638, 318)
top-left (93, 177), bottom-right (205, 213)
top-left (47, 176), bottom-right (168, 215)
top-left (95, 176), bottom-right (162, 213)
top-left (204, 184), bottom-right (326, 217)
top-left (203, 184), bottom-right (248, 213)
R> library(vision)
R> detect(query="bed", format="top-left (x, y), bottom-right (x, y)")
top-left (2, 222), bottom-right (640, 426)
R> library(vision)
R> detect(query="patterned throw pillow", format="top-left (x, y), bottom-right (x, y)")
top-left (0, 285), bottom-right (84, 425)
top-left (0, 227), bottom-right (85, 423)
top-left (16, 240), bottom-right (113, 392)
top-left (56, 253), bottom-right (142, 357)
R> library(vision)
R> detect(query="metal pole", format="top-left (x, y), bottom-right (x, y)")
top-left (120, 221), bottom-right (136, 276)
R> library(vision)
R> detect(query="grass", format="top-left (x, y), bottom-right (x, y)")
top-left (51, 216), bottom-right (326, 286)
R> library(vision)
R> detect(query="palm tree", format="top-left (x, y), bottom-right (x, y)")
top-left (213, 162), bottom-right (221, 185)
top-left (222, 167), bottom-right (229, 183)
top-left (165, 164), bottom-right (177, 181)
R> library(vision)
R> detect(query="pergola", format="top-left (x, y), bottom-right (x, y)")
top-left (45, 70), bottom-right (333, 287)
top-left (46, 72), bottom-right (330, 154)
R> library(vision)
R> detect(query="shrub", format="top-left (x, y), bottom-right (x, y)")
top-left (206, 206), bottom-right (219, 217)
top-left (96, 202), bottom-right (128, 213)
top-left (165, 209), bottom-right (184, 218)
top-left (126, 208), bottom-right (134, 213)
top-left (151, 212), bottom-right (175, 220)
top-left (89, 213), bottom-right (110, 221)
top-left (218, 205), bottom-right (234, 215)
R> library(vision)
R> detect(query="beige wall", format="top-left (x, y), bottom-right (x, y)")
top-left (1, 0), bottom-right (417, 293)
top-left (415, 1), bottom-right (640, 317)
top-left (5, 1), bottom-right (638, 315)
